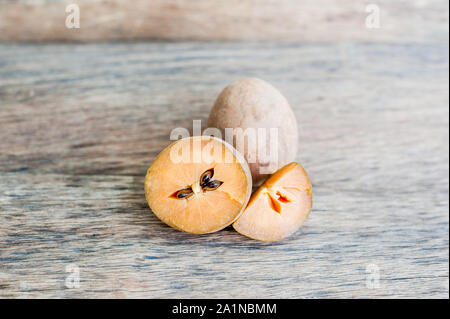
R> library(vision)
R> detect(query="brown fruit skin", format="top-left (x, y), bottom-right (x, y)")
top-left (207, 78), bottom-right (298, 186)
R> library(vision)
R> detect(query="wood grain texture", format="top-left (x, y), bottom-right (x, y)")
top-left (0, 0), bottom-right (448, 43)
top-left (0, 41), bottom-right (449, 298)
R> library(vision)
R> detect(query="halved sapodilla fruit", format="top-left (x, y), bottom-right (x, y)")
top-left (145, 136), bottom-right (252, 234)
top-left (233, 162), bottom-right (312, 242)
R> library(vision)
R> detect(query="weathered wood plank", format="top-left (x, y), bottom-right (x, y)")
top-left (0, 0), bottom-right (448, 43)
top-left (0, 42), bottom-right (448, 298)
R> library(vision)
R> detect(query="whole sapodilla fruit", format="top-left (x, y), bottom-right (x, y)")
top-left (145, 136), bottom-right (252, 234)
top-left (207, 78), bottom-right (298, 186)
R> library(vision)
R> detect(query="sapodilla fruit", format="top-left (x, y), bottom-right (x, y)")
top-left (207, 78), bottom-right (298, 186)
top-left (233, 162), bottom-right (312, 242)
top-left (145, 136), bottom-right (252, 234)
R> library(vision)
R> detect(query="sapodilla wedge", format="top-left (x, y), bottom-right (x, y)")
top-left (233, 162), bottom-right (312, 242)
top-left (145, 136), bottom-right (252, 234)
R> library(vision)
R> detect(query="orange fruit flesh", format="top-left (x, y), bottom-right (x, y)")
top-left (145, 136), bottom-right (252, 234)
top-left (233, 162), bottom-right (312, 242)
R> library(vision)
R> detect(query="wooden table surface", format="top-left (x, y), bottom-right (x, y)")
top-left (0, 40), bottom-right (448, 298)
